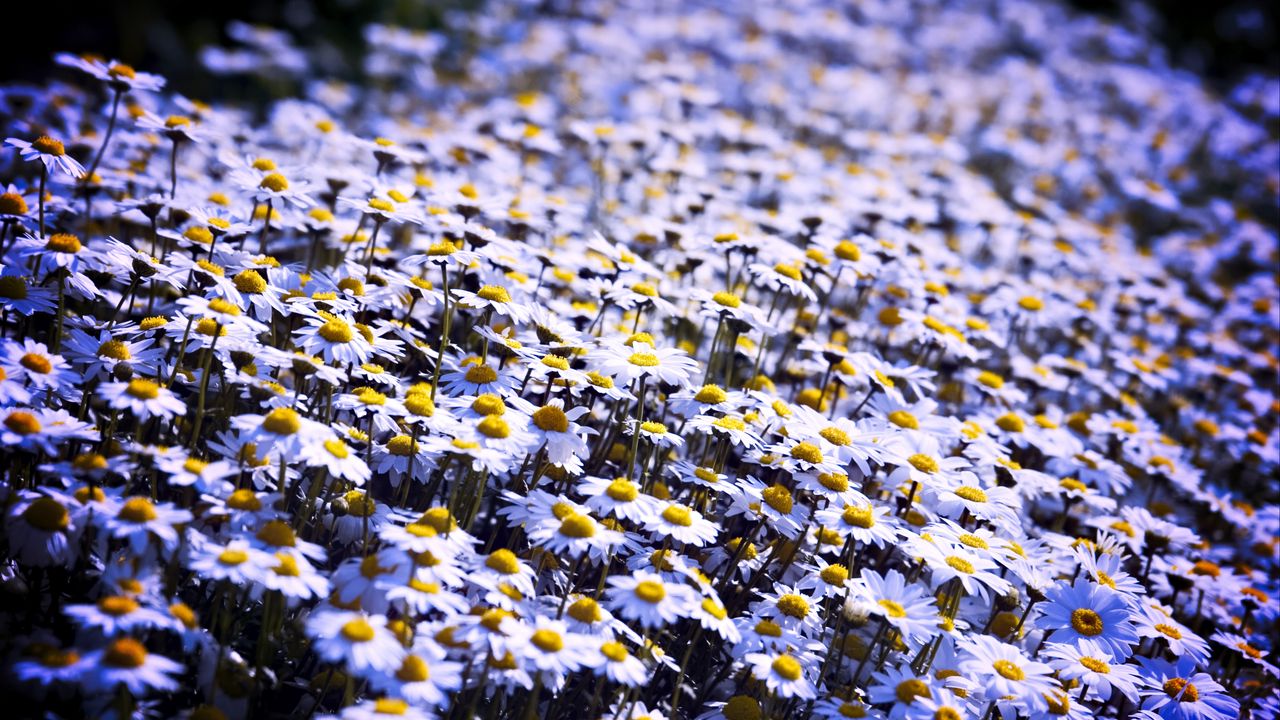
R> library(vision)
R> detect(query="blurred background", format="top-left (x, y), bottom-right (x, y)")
top-left (1, 0), bottom-right (1275, 97)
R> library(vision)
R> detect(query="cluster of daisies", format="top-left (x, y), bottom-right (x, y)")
top-left (1, 0), bottom-right (1277, 719)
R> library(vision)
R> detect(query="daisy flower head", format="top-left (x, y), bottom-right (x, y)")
top-left (595, 340), bottom-right (700, 387)
top-left (1039, 578), bottom-right (1141, 658)
top-left (6, 135), bottom-right (86, 178)
top-left (81, 637), bottom-right (183, 695)
top-left (308, 611), bottom-right (407, 674)
top-left (745, 649), bottom-right (817, 699)
top-left (606, 571), bottom-right (698, 629)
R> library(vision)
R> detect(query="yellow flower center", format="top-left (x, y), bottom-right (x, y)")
top-left (976, 371), bottom-right (1004, 389)
top-left (0, 191), bottom-right (27, 215)
top-left (258, 173), bottom-right (289, 192)
top-left (712, 291), bottom-right (741, 308)
top-left (97, 595), bottom-right (139, 618)
top-left (341, 619), bottom-right (376, 642)
top-left (558, 514), bottom-right (596, 538)
top-left (485, 549), bottom-right (520, 575)
top-left (790, 441), bottom-right (824, 464)
top-left (256, 520), bottom-right (297, 547)
top-left (532, 405), bottom-right (569, 432)
top-left (714, 416), bottom-right (746, 431)
top-left (818, 472), bottom-right (849, 492)
top-left (317, 318), bottom-right (354, 343)
top-left (46, 233), bottom-right (81, 253)
top-left (628, 352), bottom-right (659, 367)
top-left (895, 678), bottom-right (932, 704)
top-left (820, 427), bottom-right (851, 446)
top-left (531, 629), bottom-right (564, 653)
top-left (476, 285), bottom-right (512, 303)
top-left (993, 659), bottom-right (1025, 681)
top-left (777, 593), bottom-right (809, 618)
top-left (996, 414), bottom-right (1024, 432)
top-left (607, 479), bottom-right (638, 502)
top-left (1079, 656), bottom-right (1110, 673)
top-left (396, 655), bottom-right (430, 683)
top-left (878, 599), bottom-right (907, 618)
top-left (5, 411), bottom-right (41, 435)
top-left (263, 407), bottom-right (301, 435)
top-left (953, 486), bottom-right (988, 503)
top-left (569, 597), bottom-right (603, 624)
top-left (842, 505), bottom-right (875, 528)
top-left (820, 564), bottom-right (849, 585)
top-left (634, 580), bottom-right (666, 603)
top-left (600, 641), bottom-right (628, 662)
top-left (661, 504), bottom-right (693, 526)
top-left (118, 497), bottom-right (158, 523)
top-left (701, 598), bottom-right (728, 619)
top-left (23, 497), bottom-right (69, 531)
top-left (1070, 608), bottom-right (1104, 636)
top-left (20, 353), bottom-right (52, 374)
top-left (771, 655), bottom-right (802, 681)
top-left (226, 488), bottom-right (261, 511)
top-left (102, 638), bottom-right (147, 669)
top-left (126, 378), bottom-right (160, 399)
top-left (31, 135), bottom-right (66, 156)
top-left (908, 454), bottom-right (939, 474)
top-left (465, 365), bottom-right (498, 384)
top-left (477, 416), bottom-right (510, 439)
top-left (1163, 678), bottom-right (1198, 703)
top-left (762, 485), bottom-right (793, 514)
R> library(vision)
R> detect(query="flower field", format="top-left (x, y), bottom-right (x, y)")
top-left (0, 2), bottom-right (1277, 719)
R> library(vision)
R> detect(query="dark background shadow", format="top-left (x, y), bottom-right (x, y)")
top-left (0, 0), bottom-right (1275, 98)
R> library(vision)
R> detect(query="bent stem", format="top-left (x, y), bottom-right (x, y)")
top-left (430, 264), bottom-right (452, 401)
top-left (85, 88), bottom-right (123, 180)
top-left (38, 165), bottom-right (47, 236)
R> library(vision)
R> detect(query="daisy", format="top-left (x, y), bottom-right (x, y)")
top-left (849, 568), bottom-right (939, 647)
top-left (744, 650), bottom-right (817, 699)
top-left (98, 378), bottom-right (187, 420)
top-left (55, 55), bottom-right (166, 92)
top-left (510, 618), bottom-right (596, 676)
top-left (594, 341), bottom-right (700, 387)
top-left (370, 642), bottom-right (463, 707)
top-left (1039, 579), bottom-right (1140, 658)
top-left (1134, 601), bottom-right (1211, 665)
top-left (187, 538), bottom-right (269, 586)
top-left (815, 502), bottom-right (902, 548)
top-left (582, 638), bottom-right (648, 686)
top-left (6, 135), bottom-right (86, 178)
top-left (102, 496), bottom-right (192, 556)
top-left (1136, 656), bottom-right (1240, 720)
top-left (645, 502), bottom-right (719, 546)
top-left (6, 491), bottom-right (80, 567)
top-left (1043, 638), bottom-right (1143, 702)
top-left (515, 397), bottom-right (593, 465)
top-left (606, 572), bottom-right (698, 629)
top-left (308, 611), bottom-right (407, 674)
top-left (958, 634), bottom-right (1059, 715)
top-left (296, 312), bottom-right (377, 366)
top-left (865, 664), bottom-right (941, 718)
top-left (2, 339), bottom-right (76, 390)
top-left (65, 595), bottom-right (178, 636)
top-left (579, 475), bottom-right (660, 524)
top-left (910, 539), bottom-right (1012, 601)
top-left (81, 637), bottom-right (182, 695)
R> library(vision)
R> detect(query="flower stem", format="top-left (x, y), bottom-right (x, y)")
top-left (85, 89), bottom-right (122, 180)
